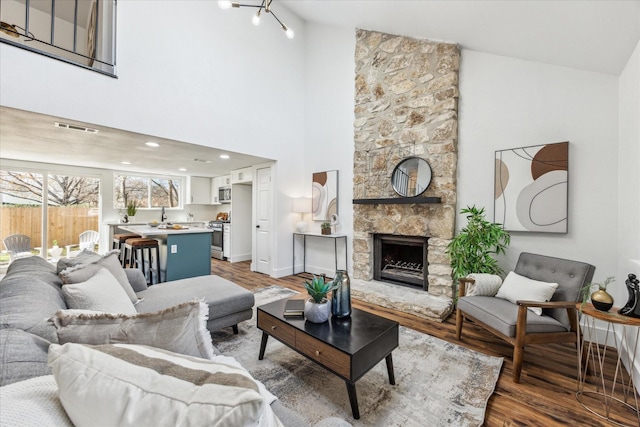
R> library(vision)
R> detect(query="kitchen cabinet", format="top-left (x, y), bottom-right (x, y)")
top-left (211, 175), bottom-right (231, 203)
top-left (231, 167), bottom-right (252, 184)
top-left (186, 176), bottom-right (212, 205)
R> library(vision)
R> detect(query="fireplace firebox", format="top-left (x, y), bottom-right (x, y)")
top-left (373, 234), bottom-right (429, 290)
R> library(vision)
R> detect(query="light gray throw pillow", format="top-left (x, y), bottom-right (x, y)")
top-left (59, 252), bottom-right (139, 304)
top-left (49, 300), bottom-right (216, 359)
top-left (61, 268), bottom-right (137, 315)
top-left (56, 249), bottom-right (102, 274)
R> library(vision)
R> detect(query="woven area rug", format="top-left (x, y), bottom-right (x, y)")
top-left (211, 286), bottom-right (503, 427)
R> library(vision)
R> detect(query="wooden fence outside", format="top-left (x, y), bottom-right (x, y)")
top-left (0, 206), bottom-right (99, 251)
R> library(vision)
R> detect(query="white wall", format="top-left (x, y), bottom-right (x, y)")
top-left (617, 40), bottom-right (640, 382)
top-left (302, 23), bottom-right (356, 276)
top-left (618, 40), bottom-right (640, 300)
top-left (458, 49), bottom-right (620, 286)
top-left (0, 0), bottom-right (307, 277)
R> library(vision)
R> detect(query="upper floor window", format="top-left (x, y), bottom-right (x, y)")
top-left (0, 0), bottom-right (116, 76)
top-left (114, 175), bottom-right (181, 210)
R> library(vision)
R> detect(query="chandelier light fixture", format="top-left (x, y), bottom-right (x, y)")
top-left (218, 0), bottom-right (294, 39)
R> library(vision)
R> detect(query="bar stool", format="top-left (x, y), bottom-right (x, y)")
top-left (112, 233), bottom-right (141, 266)
top-left (123, 238), bottom-right (161, 285)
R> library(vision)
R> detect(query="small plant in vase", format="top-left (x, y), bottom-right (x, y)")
top-left (126, 201), bottom-right (138, 222)
top-left (303, 275), bottom-right (339, 323)
top-left (321, 222), bottom-right (332, 235)
top-left (581, 276), bottom-right (615, 312)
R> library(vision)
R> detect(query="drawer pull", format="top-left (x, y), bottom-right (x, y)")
top-left (271, 326), bottom-right (277, 330)
top-left (315, 350), bottom-right (321, 356)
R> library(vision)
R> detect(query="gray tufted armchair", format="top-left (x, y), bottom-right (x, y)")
top-left (456, 252), bottom-right (596, 382)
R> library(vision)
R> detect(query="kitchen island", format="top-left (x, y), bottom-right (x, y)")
top-left (118, 225), bottom-right (212, 282)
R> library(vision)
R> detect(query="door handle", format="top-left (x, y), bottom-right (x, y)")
top-left (256, 225), bottom-right (260, 228)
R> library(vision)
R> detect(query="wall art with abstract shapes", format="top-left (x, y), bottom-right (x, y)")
top-left (494, 141), bottom-right (568, 233)
top-left (312, 170), bottom-right (338, 221)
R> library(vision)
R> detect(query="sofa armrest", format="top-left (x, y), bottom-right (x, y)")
top-left (124, 268), bottom-right (148, 292)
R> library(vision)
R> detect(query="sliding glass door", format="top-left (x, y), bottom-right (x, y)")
top-left (0, 170), bottom-right (44, 265)
top-left (0, 169), bottom-right (100, 265)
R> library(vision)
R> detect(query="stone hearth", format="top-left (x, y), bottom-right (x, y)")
top-left (352, 29), bottom-right (460, 300)
top-left (351, 278), bottom-right (453, 322)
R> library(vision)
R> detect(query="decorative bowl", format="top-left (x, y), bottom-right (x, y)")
top-left (147, 222), bottom-right (159, 227)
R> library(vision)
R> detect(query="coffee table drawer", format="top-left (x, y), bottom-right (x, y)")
top-left (258, 313), bottom-right (295, 347)
top-left (296, 332), bottom-right (350, 378)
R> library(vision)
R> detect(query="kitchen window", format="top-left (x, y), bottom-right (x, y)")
top-left (114, 174), bottom-right (181, 209)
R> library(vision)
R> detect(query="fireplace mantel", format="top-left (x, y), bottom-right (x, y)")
top-left (353, 197), bottom-right (441, 205)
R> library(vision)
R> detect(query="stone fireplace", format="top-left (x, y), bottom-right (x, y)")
top-left (352, 29), bottom-right (459, 299)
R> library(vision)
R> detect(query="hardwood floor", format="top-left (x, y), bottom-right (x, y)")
top-left (211, 259), bottom-right (638, 426)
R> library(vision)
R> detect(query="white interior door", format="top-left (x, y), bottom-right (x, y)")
top-left (255, 166), bottom-right (271, 274)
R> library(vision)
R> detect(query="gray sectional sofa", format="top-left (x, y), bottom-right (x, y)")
top-left (0, 254), bottom-right (255, 387)
top-left (0, 254), bottom-right (314, 426)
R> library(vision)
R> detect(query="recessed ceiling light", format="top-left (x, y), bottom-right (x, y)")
top-left (145, 142), bottom-right (159, 147)
top-left (220, 154), bottom-right (230, 159)
top-left (121, 161), bottom-right (131, 165)
top-left (178, 168), bottom-right (187, 172)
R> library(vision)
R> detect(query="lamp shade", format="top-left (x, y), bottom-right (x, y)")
top-left (292, 198), bottom-right (311, 213)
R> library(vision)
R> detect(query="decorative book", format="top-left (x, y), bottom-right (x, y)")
top-left (283, 299), bottom-right (305, 317)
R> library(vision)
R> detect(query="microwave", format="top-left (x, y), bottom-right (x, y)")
top-left (219, 187), bottom-right (231, 203)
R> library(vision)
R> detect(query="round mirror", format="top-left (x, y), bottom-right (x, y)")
top-left (391, 157), bottom-right (432, 197)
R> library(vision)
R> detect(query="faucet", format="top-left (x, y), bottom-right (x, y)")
top-left (161, 207), bottom-right (167, 222)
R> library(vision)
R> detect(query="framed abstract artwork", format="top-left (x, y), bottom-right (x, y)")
top-left (494, 141), bottom-right (569, 233)
top-left (312, 170), bottom-right (338, 221)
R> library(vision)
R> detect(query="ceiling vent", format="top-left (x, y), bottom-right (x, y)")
top-left (54, 122), bottom-right (99, 134)
top-left (193, 158), bottom-right (213, 163)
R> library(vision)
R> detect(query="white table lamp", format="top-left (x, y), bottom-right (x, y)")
top-left (293, 198), bottom-right (311, 233)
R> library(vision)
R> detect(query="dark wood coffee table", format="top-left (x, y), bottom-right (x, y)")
top-left (257, 298), bottom-right (399, 419)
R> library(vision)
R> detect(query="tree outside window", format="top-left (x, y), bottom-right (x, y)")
top-left (0, 170), bottom-right (100, 258)
top-left (114, 175), bottom-right (181, 209)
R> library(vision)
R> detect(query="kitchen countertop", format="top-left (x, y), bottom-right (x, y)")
top-left (118, 225), bottom-right (212, 237)
top-left (105, 221), bottom-right (206, 226)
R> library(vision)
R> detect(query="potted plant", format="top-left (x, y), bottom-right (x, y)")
top-left (303, 275), bottom-right (340, 323)
top-left (321, 222), bottom-right (332, 235)
top-left (126, 201), bottom-right (138, 222)
top-left (49, 240), bottom-right (63, 261)
top-left (581, 276), bottom-right (615, 311)
top-left (446, 206), bottom-right (511, 281)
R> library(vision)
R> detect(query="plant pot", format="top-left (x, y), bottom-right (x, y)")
top-left (304, 298), bottom-right (331, 323)
top-left (591, 289), bottom-right (614, 312)
top-left (49, 246), bottom-right (63, 261)
top-left (321, 228), bottom-right (331, 235)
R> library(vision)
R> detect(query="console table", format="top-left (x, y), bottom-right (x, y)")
top-left (292, 232), bottom-right (347, 277)
top-left (576, 303), bottom-right (640, 426)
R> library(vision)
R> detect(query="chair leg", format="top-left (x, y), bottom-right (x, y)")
top-left (512, 346), bottom-right (524, 383)
top-left (455, 309), bottom-right (464, 340)
top-left (513, 305), bottom-right (528, 383)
